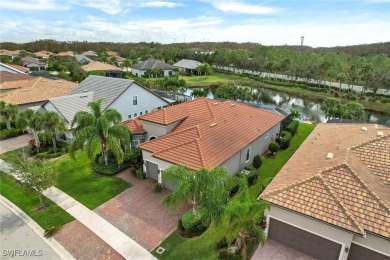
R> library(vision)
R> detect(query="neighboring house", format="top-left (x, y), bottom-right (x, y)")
top-left (259, 123), bottom-right (390, 260)
top-left (131, 59), bottom-right (175, 77)
top-left (0, 71), bottom-right (34, 86)
top-left (0, 49), bottom-right (20, 59)
top-left (75, 55), bottom-right (93, 64)
top-left (22, 57), bottom-right (48, 71)
top-left (134, 98), bottom-right (284, 190)
top-left (173, 59), bottom-right (201, 75)
top-left (56, 51), bottom-right (74, 57)
top-left (81, 61), bottom-right (124, 78)
top-left (34, 51), bottom-right (52, 59)
top-left (0, 77), bottom-right (76, 110)
top-left (42, 75), bottom-right (170, 141)
top-left (0, 62), bottom-right (29, 74)
top-left (81, 50), bottom-right (98, 59)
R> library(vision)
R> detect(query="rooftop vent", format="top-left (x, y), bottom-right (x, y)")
top-left (326, 152), bottom-right (333, 159)
top-left (213, 102), bottom-right (219, 106)
top-left (377, 131), bottom-right (384, 137)
top-left (210, 123), bottom-right (217, 128)
top-left (361, 126), bottom-right (367, 131)
top-left (80, 95), bottom-right (88, 98)
top-left (83, 89), bottom-right (88, 92)
top-left (230, 103), bottom-right (235, 107)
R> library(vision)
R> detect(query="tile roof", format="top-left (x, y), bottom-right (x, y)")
top-left (138, 98), bottom-right (284, 170)
top-left (75, 55), bottom-right (93, 63)
top-left (81, 61), bottom-right (122, 72)
top-left (1, 63), bottom-right (30, 74)
top-left (173, 59), bottom-right (201, 70)
top-left (34, 51), bottom-right (52, 58)
top-left (0, 71), bottom-right (34, 84)
top-left (132, 59), bottom-right (174, 70)
top-left (0, 77), bottom-right (77, 105)
top-left (260, 123), bottom-right (390, 238)
top-left (56, 51), bottom-right (74, 57)
top-left (82, 50), bottom-right (98, 56)
top-left (0, 49), bottom-right (20, 57)
top-left (22, 56), bottom-right (47, 66)
top-left (122, 118), bottom-right (146, 135)
top-left (107, 51), bottom-right (119, 57)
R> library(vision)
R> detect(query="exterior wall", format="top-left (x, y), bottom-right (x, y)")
top-left (142, 150), bottom-right (174, 187)
top-left (108, 82), bottom-right (169, 122)
top-left (163, 70), bottom-right (173, 77)
top-left (42, 101), bottom-right (74, 140)
top-left (352, 234), bottom-right (390, 257)
top-left (18, 101), bottom-right (45, 111)
top-left (220, 122), bottom-right (281, 174)
top-left (131, 68), bottom-right (145, 77)
top-left (142, 120), bottom-right (181, 140)
top-left (265, 206), bottom-right (353, 260)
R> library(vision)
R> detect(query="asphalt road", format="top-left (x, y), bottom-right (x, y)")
top-left (0, 203), bottom-right (61, 260)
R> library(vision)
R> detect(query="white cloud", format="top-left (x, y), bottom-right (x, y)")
top-left (210, 1), bottom-right (279, 14)
top-left (69, 0), bottom-right (128, 14)
top-left (0, 0), bottom-right (69, 10)
top-left (140, 1), bottom-right (183, 8)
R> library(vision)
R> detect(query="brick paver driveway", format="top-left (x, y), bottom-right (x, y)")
top-left (0, 134), bottom-right (32, 154)
top-left (94, 170), bottom-right (189, 251)
top-left (252, 239), bottom-right (314, 260)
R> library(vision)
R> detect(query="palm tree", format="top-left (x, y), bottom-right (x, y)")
top-left (70, 99), bottom-right (131, 166)
top-left (360, 64), bottom-right (373, 95)
top-left (43, 111), bottom-right (67, 153)
top-left (16, 109), bottom-right (45, 151)
top-left (162, 165), bottom-right (230, 220)
top-left (289, 108), bottom-right (301, 119)
top-left (225, 178), bottom-right (270, 249)
top-left (0, 101), bottom-right (18, 129)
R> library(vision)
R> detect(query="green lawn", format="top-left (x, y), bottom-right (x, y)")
top-left (0, 150), bottom-right (131, 209)
top-left (0, 171), bottom-right (74, 235)
top-left (182, 72), bottom-right (248, 83)
top-left (152, 123), bottom-right (316, 259)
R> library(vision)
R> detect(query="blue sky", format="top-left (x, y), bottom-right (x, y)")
top-left (0, 0), bottom-right (389, 47)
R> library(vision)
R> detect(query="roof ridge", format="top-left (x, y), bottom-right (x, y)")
top-left (317, 173), bottom-right (365, 235)
top-left (139, 125), bottom-right (199, 146)
top-left (349, 134), bottom-right (390, 152)
top-left (344, 161), bottom-right (390, 211)
top-left (163, 108), bottom-right (167, 125)
top-left (195, 138), bottom-right (206, 167)
top-left (261, 175), bottom-right (319, 198)
top-left (31, 77), bottom-right (42, 88)
top-left (205, 98), bottom-right (215, 119)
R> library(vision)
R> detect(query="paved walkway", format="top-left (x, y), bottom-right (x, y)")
top-left (0, 196), bottom-right (74, 260)
top-left (95, 171), bottom-right (189, 251)
top-left (251, 239), bottom-right (314, 260)
top-left (0, 134), bottom-right (32, 154)
top-left (43, 186), bottom-right (156, 260)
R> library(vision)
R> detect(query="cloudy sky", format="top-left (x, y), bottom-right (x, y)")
top-left (0, 0), bottom-right (389, 47)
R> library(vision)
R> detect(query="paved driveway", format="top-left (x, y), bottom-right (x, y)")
top-left (252, 239), bottom-right (314, 260)
top-left (94, 170), bottom-right (189, 251)
top-left (0, 134), bottom-right (32, 154)
top-left (0, 203), bottom-right (61, 260)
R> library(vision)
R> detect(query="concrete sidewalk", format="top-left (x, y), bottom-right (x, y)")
top-left (43, 186), bottom-right (156, 260)
top-left (0, 134), bottom-right (32, 154)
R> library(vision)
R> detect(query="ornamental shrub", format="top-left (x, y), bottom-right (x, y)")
top-left (135, 168), bottom-right (146, 179)
top-left (0, 128), bottom-right (22, 140)
top-left (247, 170), bottom-right (258, 186)
top-left (280, 131), bottom-right (292, 149)
top-left (152, 183), bottom-right (162, 192)
top-left (180, 209), bottom-right (211, 234)
top-left (269, 141), bottom-right (280, 154)
top-left (252, 155), bottom-right (262, 169)
top-left (285, 120), bottom-right (299, 136)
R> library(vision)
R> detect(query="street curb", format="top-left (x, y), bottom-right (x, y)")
top-left (0, 195), bottom-right (75, 260)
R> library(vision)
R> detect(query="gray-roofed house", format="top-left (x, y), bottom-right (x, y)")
top-left (75, 55), bottom-right (93, 64)
top-left (173, 59), bottom-right (201, 75)
top-left (131, 59), bottom-right (175, 77)
top-left (22, 56), bottom-right (48, 71)
top-left (42, 75), bottom-right (170, 141)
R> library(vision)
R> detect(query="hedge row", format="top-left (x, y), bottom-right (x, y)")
top-left (36, 151), bottom-right (62, 159)
top-left (285, 120), bottom-right (299, 136)
top-left (280, 131), bottom-right (292, 149)
top-left (0, 128), bottom-right (25, 140)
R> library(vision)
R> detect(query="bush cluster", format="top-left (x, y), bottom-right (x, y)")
top-left (179, 210), bottom-right (211, 235)
top-left (280, 131), bottom-right (292, 149)
top-left (218, 249), bottom-right (242, 260)
top-left (0, 128), bottom-right (23, 140)
top-left (152, 183), bottom-right (162, 192)
top-left (285, 120), bottom-right (299, 136)
top-left (269, 141), bottom-right (280, 154)
top-left (93, 150), bottom-right (132, 176)
top-left (36, 150), bottom-right (62, 159)
top-left (252, 155), bottom-right (262, 169)
top-left (135, 168), bottom-right (146, 179)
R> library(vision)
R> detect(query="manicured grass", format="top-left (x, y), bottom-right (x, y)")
top-left (0, 171), bottom-right (74, 235)
top-left (153, 123), bottom-right (315, 259)
top-left (0, 150), bottom-right (131, 209)
top-left (182, 72), bottom-right (248, 83)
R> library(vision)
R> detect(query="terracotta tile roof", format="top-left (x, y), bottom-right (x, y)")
top-left (107, 51), bottom-right (119, 57)
top-left (0, 77), bottom-right (77, 105)
top-left (22, 56), bottom-right (47, 66)
top-left (56, 51), bottom-right (74, 57)
top-left (138, 98), bottom-right (284, 170)
top-left (122, 118), bottom-right (146, 135)
top-left (2, 63), bottom-right (30, 74)
top-left (0, 49), bottom-right (20, 57)
top-left (81, 61), bottom-right (122, 72)
top-left (260, 123), bottom-right (390, 238)
top-left (34, 51), bottom-right (52, 58)
top-left (0, 71), bottom-right (34, 84)
top-left (82, 50), bottom-right (98, 56)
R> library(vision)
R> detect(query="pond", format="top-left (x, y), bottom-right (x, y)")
top-left (184, 86), bottom-right (390, 126)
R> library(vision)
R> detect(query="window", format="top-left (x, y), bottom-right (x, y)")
top-left (133, 96), bottom-right (138, 105)
top-left (157, 106), bottom-right (161, 110)
top-left (140, 111), bottom-right (143, 115)
top-left (264, 133), bottom-right (270, 139)
top-left (134, 113), bottom-right (137, 117)
top-left (128, 114), bottom-right (131, 119)
top-left (131, 140), bottom-right (140, 149)
top-left (245, 147), bottom-right (251, 162)
top-left (145, 110), bottom-right (148, 114)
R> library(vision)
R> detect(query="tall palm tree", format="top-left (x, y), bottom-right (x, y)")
top-left (16, 109), bottom-right (44, 151)
top-left (70, 99), bottom-right (131, 166)
top-left (162, 165), bottom-right (230, 220)
top-left (0, 101), bottom-right (18, 129)
top-left (43, 111), bottom-right (67, 153)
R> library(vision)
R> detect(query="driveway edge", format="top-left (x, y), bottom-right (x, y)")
top-left (0, 195), bottom-right (75, 260)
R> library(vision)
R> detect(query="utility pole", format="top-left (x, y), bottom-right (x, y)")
top-left (300, 36), bottom-right (304, 53)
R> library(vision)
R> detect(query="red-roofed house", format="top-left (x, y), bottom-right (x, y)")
top-left (258, 123), bottom-right (390, 260)
top-left (129, 98), bottom-right (285, 190)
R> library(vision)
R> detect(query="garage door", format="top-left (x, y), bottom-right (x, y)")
top-left (348, 243), bottom-right (389, 260)
top-left (161, 170), bottom-right (177, 191)
top-left (268, 218), bottom-right (341, 260)
top-left (146, 161), bottom-right (158, 181)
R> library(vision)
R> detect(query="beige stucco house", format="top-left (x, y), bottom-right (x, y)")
top-left (259, 123), bottom-right (390, 260)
